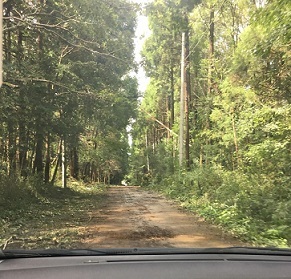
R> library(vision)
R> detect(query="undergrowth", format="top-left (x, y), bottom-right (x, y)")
top-left (0, 175), bottom-right (107, 249)
top-left (147, 167), bottom-right (291, 248)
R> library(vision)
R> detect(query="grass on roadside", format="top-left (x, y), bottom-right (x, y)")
top-left (145, 168), bottom-right (291, 248)
top-left (0, 175), bottom-right (107, 250)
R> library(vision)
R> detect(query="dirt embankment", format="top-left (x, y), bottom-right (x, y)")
top-left (80, 186), bottom-right (244, 248)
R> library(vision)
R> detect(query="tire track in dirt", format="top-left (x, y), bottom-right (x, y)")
top-left (81, 186), bottom-right (245, 248)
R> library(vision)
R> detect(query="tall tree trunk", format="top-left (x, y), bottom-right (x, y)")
top-left (4, 2), bottom-right (13, 175)
top-left (145, 131), bottom-right (150, 173)
top-left (19, 121), bottom-right (28, 177)
top-left (166, 88), bottom-right (171, 139)
top-left (4, 2), bottom-right (12, 63)
top-left (208, 8), bottom-right (215, 97)
top-left (179, 32), bottom-right (186, 167)
top-left (170, 64), bottom-right (175, 173)
top-left (17, 27), bottom-right (28, 176)
top-left (185, 28), bottom-right (191, 169)
top-left (204, 7), bottom-right (215, 166)
top-left (231, 109), bottom-right (240, 168)
top-left (44, 132), bottom-right (51, 183)
top-left (7, 122), bottom-right (16, 176)
top-left (51, 140), bottom-right (62, 185)
top-left (28, 142), bottom-right (35, 174)
top-left (61, 138), bottom-right (67, 188)
top-left (152, 126), bottom-right (156, 154)
top-left (34, 126), bottom-right (43, 177)
top-left (70, 146), bottom-right (79, 179)
top-left (17, 28), bottom-right (23, 64)
top-left (32, 0), bottom-right (45, 178)
top-left (170, 65), bottom-right (175, 131)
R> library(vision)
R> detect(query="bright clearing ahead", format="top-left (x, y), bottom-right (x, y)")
top-left (131, 0), bottom-right (151, 92)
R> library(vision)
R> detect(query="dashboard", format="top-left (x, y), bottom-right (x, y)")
top-left (1, 253), bottom-right (291, 279)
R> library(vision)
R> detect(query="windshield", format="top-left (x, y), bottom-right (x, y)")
top-left (0, 0), bottom-right (290, 252)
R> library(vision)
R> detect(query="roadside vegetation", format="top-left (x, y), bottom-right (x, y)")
top-left (129, 0), bottom-right (291, 248)
top-left (0, 176), bottom-right (107, 249)
top-left (1, 0), bottom-right (138, 185)
top-left (147, 168), bottom-right (290, 247)
top-left (0, 0), bottom-right (289, 249)
top-left (1, 0), bottom-right (138, 250)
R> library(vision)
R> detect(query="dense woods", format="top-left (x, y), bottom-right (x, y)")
top-left (0, 0), bottom-right (138, 185)
top-left (0, 0), bottom-right (290, 248)
top-left (129, 0), bottom-right (291, 246)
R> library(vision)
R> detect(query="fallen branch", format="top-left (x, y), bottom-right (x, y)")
top-left (2, 236), bottom-right (13, 250)
top-left (139, 108), bottom-right (178, 137)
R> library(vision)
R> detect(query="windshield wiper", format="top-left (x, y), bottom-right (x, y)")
top-left (1, 247), bottom-right (291, 259)
top-left (0, 248), bottom-right (128, 259)
top-left (190, 247), bottom-right (291, 256)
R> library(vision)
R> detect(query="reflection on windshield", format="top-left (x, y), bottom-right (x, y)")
top-left (0, 0), bottom-right (290, 250)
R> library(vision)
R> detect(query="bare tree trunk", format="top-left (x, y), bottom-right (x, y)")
top-left (61, 138), bottom-right (67, 188)
top-left (153, 127), bottom-right (156, 154)
top-left (185, 29), bottom-right (191, 169)
top-left (44, 132), bottom-right (50, 183)
top-left (231, 109), bottom-right (240, 168)
top-left (33, 0), bottom-right (45, 179)
top-left (19, 122), bottom-right (28, 177)
top-left (145, 131), bottom-right (150, 173)
top-left (4, 2), bottom-right (14, 176)
top-left (208, 8), bottom-right (215, 97)
top-left (34, 128), bottom-right (43, 177)
top-left (204, 7), bottom-right (215, 166)
top-left (179, 32), bottom-right (186, 167)
top-left (51, 140), bottom-right (61, 185)
top-left (5, 5), bottom-right (12, 63)
top-left (170, 65), bottom-right (175, 131)
top-left (8, 122), bottom-right (16, 176)
top-left (28, 141), bottom-right (36, 174)
top-left (166, 89), bottom-right (171, 140)
top-left (70, 146), bottom-right (79, 179)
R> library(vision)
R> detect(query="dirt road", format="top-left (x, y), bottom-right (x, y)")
top-left (81, 186), bottom-right (244, 248)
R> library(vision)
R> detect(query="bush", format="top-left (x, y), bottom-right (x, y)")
top-left (0, 173), bottom-right (52, 215)
top-left (147, 166), bottom-right (290, 247)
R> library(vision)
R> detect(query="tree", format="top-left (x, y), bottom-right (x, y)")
top-left (130, 0), bottom-right (290, 245)
top-left (0, 0), bottom-right (138, 185)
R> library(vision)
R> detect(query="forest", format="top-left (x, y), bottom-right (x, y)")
top-left (0, 0), bottom-right (290, 248)
top-left (129, 0), bottom-right (290, 246)
top-left (0, 0), bottom-right (138, 185)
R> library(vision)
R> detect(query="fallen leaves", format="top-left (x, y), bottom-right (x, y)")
top-left (0, 183), bottom-right (107, 250)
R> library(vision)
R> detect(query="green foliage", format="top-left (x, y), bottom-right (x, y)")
top-left (146, 166), bottom-right (290, 247)
top-left (0, 176), bottom-right (106, 249)
top-left (232, 0), bottom-right (291, 102)
top-left (0, 175), bottom-right (38, 210)
top-left (1, 0), bottom-right (138, 183)
top-left (130, 0), bottom-right (290, 248)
